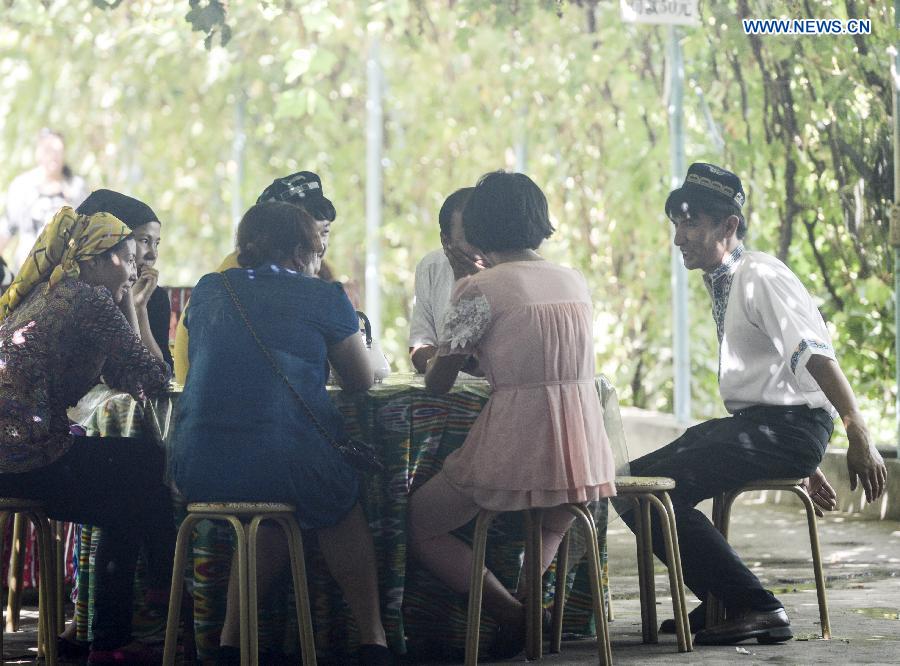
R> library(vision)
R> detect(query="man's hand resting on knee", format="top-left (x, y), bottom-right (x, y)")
top-left (802, 468), bottom-right (837, 517)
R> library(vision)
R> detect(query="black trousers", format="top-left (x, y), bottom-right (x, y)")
top-left (619, 405), bottom-right (832, 613)
top-left (0, 435), bottom-right (175, 649)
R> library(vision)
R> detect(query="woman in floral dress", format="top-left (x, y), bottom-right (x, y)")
top-left (0, 206), bottom-right (173, 664)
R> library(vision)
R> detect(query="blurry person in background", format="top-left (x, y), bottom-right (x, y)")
top-left (1, 128), bottom-right (89, 271)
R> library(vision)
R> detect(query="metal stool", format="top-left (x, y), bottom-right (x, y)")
top-left (0, 499), bottom-right (59, 665)
top-left (5, 517), bottom-right (67, 636)
top-left (162, 502), bottom-right (317, 666)
top-left (706, 479), bottom-right (830, 639)
top-left (465, 504), bottom-right (612, 665)
top-left (614, 476), bottom-right (692, 653)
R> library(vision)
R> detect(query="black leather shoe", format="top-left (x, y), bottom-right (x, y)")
top-left (660, 601), bottom-right (706, 634)
top-left (694, 608), bottom-right (792, 645)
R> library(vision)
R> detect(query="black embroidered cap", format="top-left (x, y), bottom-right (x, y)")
top-left (665, 162), bottom-right (745, 220)
top-left (257, 171), bottom-right (322, 203)
top-left (256, 171), bottom-right (336, 222)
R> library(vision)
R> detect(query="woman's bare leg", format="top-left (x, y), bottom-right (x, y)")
top-left (316, 503), bottom-right (387, 646)
top-left (516, 506), bottom-right (575, 599)
top-left (408, 474), bottom-right (523, 627)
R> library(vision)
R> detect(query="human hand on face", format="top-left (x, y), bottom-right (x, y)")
top-left (131, 267), bottom-right (158, 308)
top-left (444, 244), bottom-right (492, 281)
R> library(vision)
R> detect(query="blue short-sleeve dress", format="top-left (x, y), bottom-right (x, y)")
top-left (170, 264), bottom-right (361, 529)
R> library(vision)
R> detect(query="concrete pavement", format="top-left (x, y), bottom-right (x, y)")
top-left (4, 497), bottom-right (899, 664)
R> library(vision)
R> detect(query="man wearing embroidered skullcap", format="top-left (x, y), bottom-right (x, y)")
top-left (257, 171), bottom-right (335, 264)
top-left (618, 162), bottom-right (887, 646)
top-left (174, 171), bottom-right (342, 383)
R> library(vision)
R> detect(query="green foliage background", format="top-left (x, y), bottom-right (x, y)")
top-left (0, 0), bottom-right (895, 446)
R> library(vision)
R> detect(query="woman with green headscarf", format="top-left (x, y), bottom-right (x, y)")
top-left (0, 206), bottom-right (173, 664)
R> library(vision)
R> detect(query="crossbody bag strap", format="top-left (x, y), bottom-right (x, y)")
top-left (220, 270), bottom-right (340, 449)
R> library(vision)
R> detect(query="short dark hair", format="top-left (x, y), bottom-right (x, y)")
top-left (438, 187), bottom-right (474, 236)
top-left (236, 202), bottom-right (322, 268)
top-left (462, 171), bottom-right (554, 252)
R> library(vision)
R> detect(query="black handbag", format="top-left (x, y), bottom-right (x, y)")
top-left (220, 271), bottom-right (384, 473)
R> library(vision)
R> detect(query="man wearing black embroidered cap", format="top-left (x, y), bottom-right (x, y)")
top-left (619, 162), bottom-right (886, 645)
top-left (173, 171), bottom-right (350, 384)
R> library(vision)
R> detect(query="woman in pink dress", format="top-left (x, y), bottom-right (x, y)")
top-left (409, 171), bottom-right (616, 658)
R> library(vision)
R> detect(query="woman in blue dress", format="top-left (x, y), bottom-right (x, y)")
top-left (171, 201), bottom-right (391, 665)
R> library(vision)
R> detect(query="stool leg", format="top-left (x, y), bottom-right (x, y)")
top-left (604, 561), bottom-right (614, 622)
top-left (568, 505), bottom-right (611, 666)
top-left (647, 494), bottom-right (691, 652)
top-left (35, 517), bottom-right (46, 659)
top-left (33, 513), bottom-right (58, 665)
top-left (706, 494), bottom-right (729, 630)
top-left (525, 509), bottom-right (544, 660)
top-left (37, 563), bottom-right (43, 657)
top-left (181, 585), bottom-right (197, 665)
top-left (659, 491), bottom-right (691, 651)
top-left (0, 513), bottom-right (5, 662)
top-left (464, 510), bottom-right (496, 666)
top-left (549, 530), bottom-right (570, 653)
top-left (278, 516), bottom-right (317, 666)
top-left (163, 514), bottom-right (202, 666)
top-left (6, 513), bottom-right (25, 632)
top-left (54, 521), bottom-right (65, 634)
top-left (639, 496), bottom-right (657, 643)
top-left (719, 493), bottom-right (736, 541)
top-left (790, 487), bottom-right (831, 639)
top-left (247, 516), bottom-right (272, 666)
top-left (225, 517), bottom-right (252, 666)
top-left (631, 497), bottom-right (650, 643)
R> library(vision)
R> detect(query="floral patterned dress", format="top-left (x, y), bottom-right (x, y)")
top-left (0, 278), bottom-right (170, 474)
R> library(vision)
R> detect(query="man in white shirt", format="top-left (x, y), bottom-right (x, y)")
top-left (622, 163), bottom-right (887, 646)
top-left (408, 187), bottom-right (480, 373)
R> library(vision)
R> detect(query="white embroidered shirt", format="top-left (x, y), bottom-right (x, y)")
top-left (707, 248), bottom-right (837, 416)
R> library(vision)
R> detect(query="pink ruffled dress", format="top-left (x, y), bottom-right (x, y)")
top-left (437, 260), bottom-right (616, 510)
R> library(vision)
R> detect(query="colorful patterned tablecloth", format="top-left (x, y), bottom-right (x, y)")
top-left (78, 375), bottom-right (612, 663)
